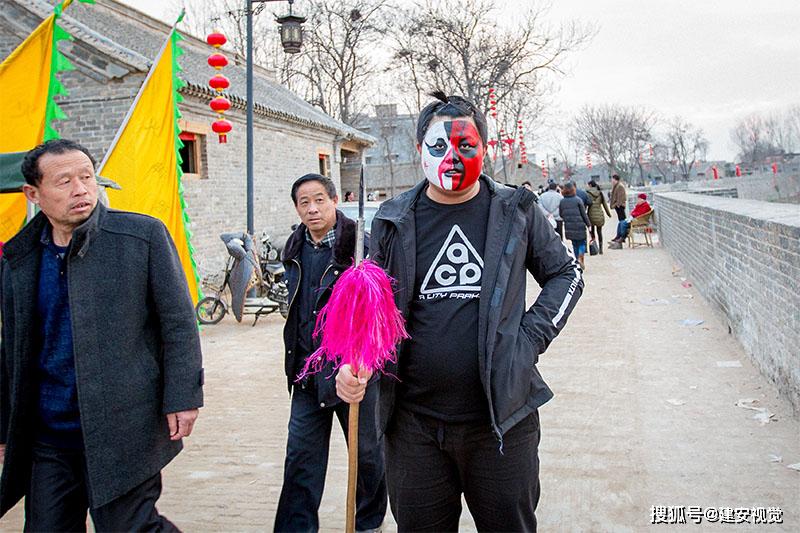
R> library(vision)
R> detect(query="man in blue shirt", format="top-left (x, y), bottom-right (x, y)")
top-left (0, 139), bottom-right (203, 530)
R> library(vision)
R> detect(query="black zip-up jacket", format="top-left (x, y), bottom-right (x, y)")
top-left (370, 175), bottom-right (584, 440)
top-left (281, 210), bottom-right (368, 407)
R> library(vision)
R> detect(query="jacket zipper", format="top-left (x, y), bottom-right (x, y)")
top-left (285, 259), bottom-right (302, 316)
top-left (484, 191), bottom-right (525, 447)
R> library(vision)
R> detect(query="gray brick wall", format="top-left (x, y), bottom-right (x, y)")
top-left (656, 192), bottom-right (800, 413)
top-left (179, 100), bottom-right (343, 278)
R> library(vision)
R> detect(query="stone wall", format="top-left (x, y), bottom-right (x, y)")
top-left (656, 192), bottom-right (800, 412)
top-left (634, 173), bottom-right (800, 204)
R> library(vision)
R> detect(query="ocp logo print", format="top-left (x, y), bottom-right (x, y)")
top-left (420, 225), bottom-right (484, 295)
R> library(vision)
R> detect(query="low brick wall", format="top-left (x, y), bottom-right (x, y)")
top-left (656, 192), bottom-right (800, 412)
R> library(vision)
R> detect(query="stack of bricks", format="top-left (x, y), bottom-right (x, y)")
top-left (656, 192), bottom-right (800, 413)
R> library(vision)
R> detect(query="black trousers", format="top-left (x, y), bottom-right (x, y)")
top-left (385, 408), bottom-right (541, 532)
top-left (555, 220), bottom-right (564, 240)
top-left (614, 206), bottom-right (626, 221)
top-left (24, 442), bottom-right (177, 532)
top-left (589, 224), bottom-right (604, 252)
top-left (274, 383), bottom-right (387, 532)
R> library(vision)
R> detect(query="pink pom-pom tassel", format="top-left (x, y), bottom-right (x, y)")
top-left (297, 260), bottom-right (409, 380)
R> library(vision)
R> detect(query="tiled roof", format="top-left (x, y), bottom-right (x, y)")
top-left (14, 0), bottom-right (375, 145)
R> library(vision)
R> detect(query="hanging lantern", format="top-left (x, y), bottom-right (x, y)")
top-left (276, 8), bottom-right (307, 54)
top-left (209, 74), bottom-right (230, 92)
top-left (207, 31), bottom-right (232, 144)
top-left (212, 119), bottom-right (232, 143)
top-left (210, 96), bottom-right (231, 113)
top-left (207, 31), bottom-right (227, 48)
top-left (208, 53), bottom-right (229, 70)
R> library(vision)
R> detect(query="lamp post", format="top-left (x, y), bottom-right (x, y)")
top-left (245, 0), bottom-right (305, 234)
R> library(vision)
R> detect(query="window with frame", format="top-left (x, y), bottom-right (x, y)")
top-left (179, 132), bottom-right (206, 179)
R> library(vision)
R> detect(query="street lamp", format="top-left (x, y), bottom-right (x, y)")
top-left (246, 0), bottom-right (305, 234)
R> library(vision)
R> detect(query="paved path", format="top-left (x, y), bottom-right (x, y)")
top-left (2, 223), bottom-right (798, 531)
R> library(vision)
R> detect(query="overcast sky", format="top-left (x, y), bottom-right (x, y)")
top-left (119, 0), bottom-right (800, 161)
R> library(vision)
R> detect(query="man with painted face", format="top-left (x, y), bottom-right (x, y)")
top-left (336, 92), bottom-right (584, 531)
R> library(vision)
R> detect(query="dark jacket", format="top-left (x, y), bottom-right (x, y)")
top-left (575, 188), bottom-right (593, 208)
top-left (0, 203), bottom-right (203, 513)
top-left (281, 210), bottom-right (367, 407)
top-left (559, 194), bottom-right (590, 240)
top-left (586, 188), bottom-right (612, 227)
top-left (370, 176), bottom-right (583, 440)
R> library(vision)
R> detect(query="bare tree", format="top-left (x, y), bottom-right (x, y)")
top-left (548, 132), bottom-right (580, 180)
top-left (784, 105), bottom-right (800, 152)
top-left (667, 117), bottom-right (708, 181)
top-left (170, 0), bottom-right (277, 65)
top-left (571, 104), bottom-right (656, 184)
top-left (730, 112), bottom-right (787, 163)
top-left (174, 0), bottom-right (387, 125)
top-left (384, 0), bottom-right (592, 133)
top-left (287, 0), bottom-right (388, 124)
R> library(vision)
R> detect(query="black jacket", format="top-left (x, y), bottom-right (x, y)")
top-left (370, 176), bottom-right (584, 440)
top-left (559, 194), bottom-right (590, 241)
top-left (0, 203), bottom-right (203, 513)
top-left (281, 210), bottom-right (367, 407)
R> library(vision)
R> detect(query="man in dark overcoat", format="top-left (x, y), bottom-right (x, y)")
top-left (0, 139), bottom-right (204, 531)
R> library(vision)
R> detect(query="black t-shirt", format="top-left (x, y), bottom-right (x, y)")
top-left (398, 183), bottom-right (491, 422)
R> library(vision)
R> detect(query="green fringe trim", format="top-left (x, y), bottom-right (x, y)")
top-left (170, 28), bottom-right (204, 301)
top-left (43, 20), bottom-right (74, 141)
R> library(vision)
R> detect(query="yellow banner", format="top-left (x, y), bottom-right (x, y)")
top-left (98, 37), bottom-right (200, 303)
top-left (0, 15), bottom-right (56, 242)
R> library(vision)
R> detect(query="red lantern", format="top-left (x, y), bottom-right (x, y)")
top-left (208, 53), bottom-right (229, 70)
top-left (207, 32), bottom-right (227, 48)
top-left (212, 119), bottom-right (232, 143)
top-left (712, 165), bottom-right (719, 180)
top-left (209, 74), bottom-right (230, 92)
top-left (210, 96), bottom-right (231, 113)
top-left (771, 162), bottom-right (778, 174)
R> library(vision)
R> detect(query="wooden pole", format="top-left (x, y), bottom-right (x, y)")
top-left (345, 402), bottom-right (359, 533)
top-left (345, 166), bottom-right (366, 533)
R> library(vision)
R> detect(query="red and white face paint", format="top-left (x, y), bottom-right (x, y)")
top-left (421, 119), bottom-right (485, 191)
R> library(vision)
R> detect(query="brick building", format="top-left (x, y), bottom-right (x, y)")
top-left (1, 0), bottom-right (375, 276)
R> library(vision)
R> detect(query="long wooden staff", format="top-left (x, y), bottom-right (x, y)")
top-left (345, 166), bottom-right (366, 533)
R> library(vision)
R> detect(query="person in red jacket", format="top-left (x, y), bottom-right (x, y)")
top-left (609, 193), bottom-right (652, 247)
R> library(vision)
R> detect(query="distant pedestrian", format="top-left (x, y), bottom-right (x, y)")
top-left (575, 186), bottom-right (593, 209)
top-left (344, 190), bottom-right (355, 202)
top-left (586, 179), bottom-right (612, 254)
top-left (559, 181), bottom-right (590, 270)
top-left (521, 180), bottom-right (533, 191)
top-left (610, 174), bottom-right (627, 221)
top-left (609, 193), bottom-right (652, 248)
top-left (538, 181), bottom-right (563, 239)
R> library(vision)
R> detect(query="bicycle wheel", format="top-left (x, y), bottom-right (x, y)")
top-left (196, 296), bottom-right (227, 325)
